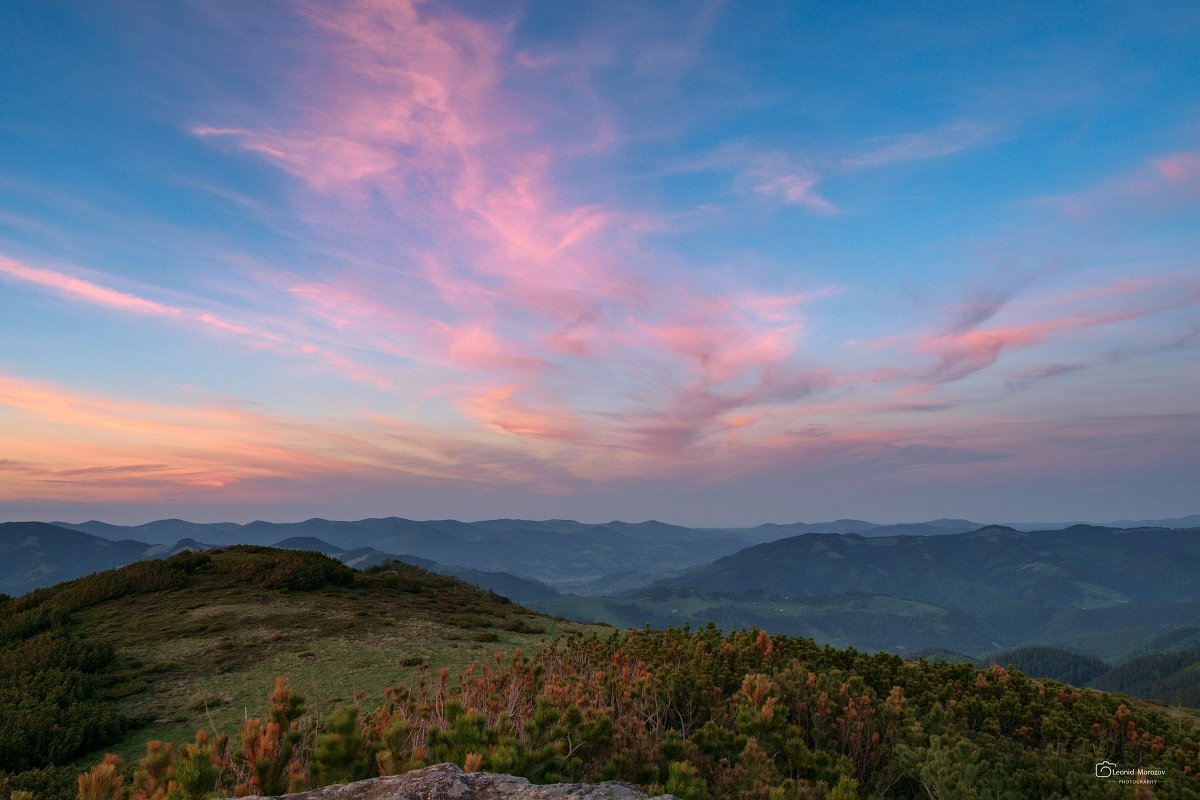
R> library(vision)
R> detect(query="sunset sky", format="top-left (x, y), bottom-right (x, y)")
top-left (1, 1), bottom-right (1198, 525)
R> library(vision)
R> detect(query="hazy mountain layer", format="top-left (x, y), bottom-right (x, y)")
top-left (50, 514), bottom-right (1200, 594)
top-left (612, 524), bottom-right (1200, 660)
top-left (0, 523), bottom-right (558, 605)
top-left (0, 522), bottom-right (202, 596)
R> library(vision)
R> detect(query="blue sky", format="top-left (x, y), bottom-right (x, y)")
top-left (0, 1), bottom-right (1197, 525)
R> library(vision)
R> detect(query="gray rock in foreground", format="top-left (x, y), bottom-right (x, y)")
top-left (226, 763), bottom-right (679, 800)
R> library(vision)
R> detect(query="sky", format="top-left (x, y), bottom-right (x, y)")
top-left (0, 1), bottom-right (1198, 526)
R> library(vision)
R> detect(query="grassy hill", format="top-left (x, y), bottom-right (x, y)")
top-left (1, 522), bottom-right (562, 605)
top-left (269, 536), bottom-right (560, 603)
top-left (0, 546), bottom-right (598, 798)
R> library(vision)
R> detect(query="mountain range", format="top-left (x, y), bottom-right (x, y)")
top-left (46, 513), bottom-right (1200, 593)
top-left (531, 524), bottom-right (1200, 661)
top-left (5, 514), bottom-right (1199, 666)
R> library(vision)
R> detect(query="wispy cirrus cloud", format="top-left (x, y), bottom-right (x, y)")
top-left (0, 256), bottom-right (183, 318)
top-left (664, 118), bottom-right (995, 217)
top-left (182, 0), bottom-right (1200, 486)
top-left (1043, 147), bottom-right (1200, 218)
top-left (863, 270), bottom-right (1200, 391)
top-left (189, 0), bottom-right (834, 464)
top-left (0, 371), bottom-right (587, 503)
top-left (842, 120), bottom-right (994, 170)
top-left (752, 173), bottom-right (839, 214)
top-left (661, 141), bottom-right (839, 214)
top-left (0, 254), bottom-right (409, 390)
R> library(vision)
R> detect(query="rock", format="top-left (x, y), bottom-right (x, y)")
top-left (224, 763), bottom-right (679, 800)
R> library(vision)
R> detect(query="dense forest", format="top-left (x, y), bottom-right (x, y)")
top-left (1095, 651), bottom-right (1200, 709)
top-left (984, 646), bottom-right (1112, 686)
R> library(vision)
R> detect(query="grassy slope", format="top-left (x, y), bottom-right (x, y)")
top-left (63, 552), bottom-right (601, 764)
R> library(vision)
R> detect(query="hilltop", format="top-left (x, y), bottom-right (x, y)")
top-left (0, 546), bottom-right (596, 798)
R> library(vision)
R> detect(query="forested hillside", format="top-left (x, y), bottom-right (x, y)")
top-left (635, 525), bottom-right (1200, 662)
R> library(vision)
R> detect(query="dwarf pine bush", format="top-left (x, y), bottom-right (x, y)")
top-left (75, 626), bottom-right (1200, 799)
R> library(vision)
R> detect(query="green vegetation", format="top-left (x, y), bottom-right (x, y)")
top-left (984, 646), bottom-right (1111, 687)
top-left (7, 543), bottom-right (1200, 799)
top-left (0, 548), bottom-right (591, 800)
top-left (554, 526), bottom-right (1200, 665)
top-left (77, 625), bottom-right (1200, 799)
top-left (532, 589), bottom-right (990, 655)
top-left (978, 646), bottom-right (1200, 709)
top-left (1095, 650), bottom-right (1200, 708)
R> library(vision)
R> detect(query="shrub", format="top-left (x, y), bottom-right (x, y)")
top-left (74, 627), bottom-right (1200, 799)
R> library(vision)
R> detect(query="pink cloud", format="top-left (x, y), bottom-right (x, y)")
top-left (0, 253), bottom-right (406, 391)
top-left (1153, 151), bottom-right (1200, 184)
top-left (0, 257), bottom-right (183, 317)
top-left (458, 385), bottom-right (584, 443)
top-left (1046, 147), bottom-right (1200, 218)
top-left (879, 272), bottom-right (1200, 386)
top-left (0, 371), bottom-right (592, 504)
top-left (187, 0), bottom-right (845, 464)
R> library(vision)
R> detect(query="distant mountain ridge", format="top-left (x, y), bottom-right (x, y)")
top-left (31, 513), bottom-right (1200, 598)
top-left (0, 522), bottom-right (207, 596)
top-left (55, 512), bottom-right (1200, 546)
top-left (0, 522), bottom-right (558, 604)
top-left (51, 516), bottom-right (769, 593)
top-left (626, 524), bottom-right (1200, 661)
top-left (660, 524), bottom-right (1200, 605)
top-left (5, 515), bottom-right (1200, 704)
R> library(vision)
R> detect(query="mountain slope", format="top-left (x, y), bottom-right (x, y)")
top-left (642, 525), bottom-right (1200, 659)
top-left (0, 522), bottom-right (205, 596)
top-left (665, 525), bottom-right (1200, 606)
top-left (983, 646), bottom-right (1110, 686)
top-left (1093, 650), bottom-right (1200, 707)
top-left (2, 547), bottom-right (592, 768)
top-left (532, 588), bottom-right (993, 654)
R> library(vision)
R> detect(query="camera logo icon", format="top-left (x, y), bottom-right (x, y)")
top-left (1095, 761), bottom-right (1117, 778)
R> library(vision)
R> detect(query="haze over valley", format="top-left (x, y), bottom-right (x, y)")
top-left (6, 513), bottom-right (1200, 704)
